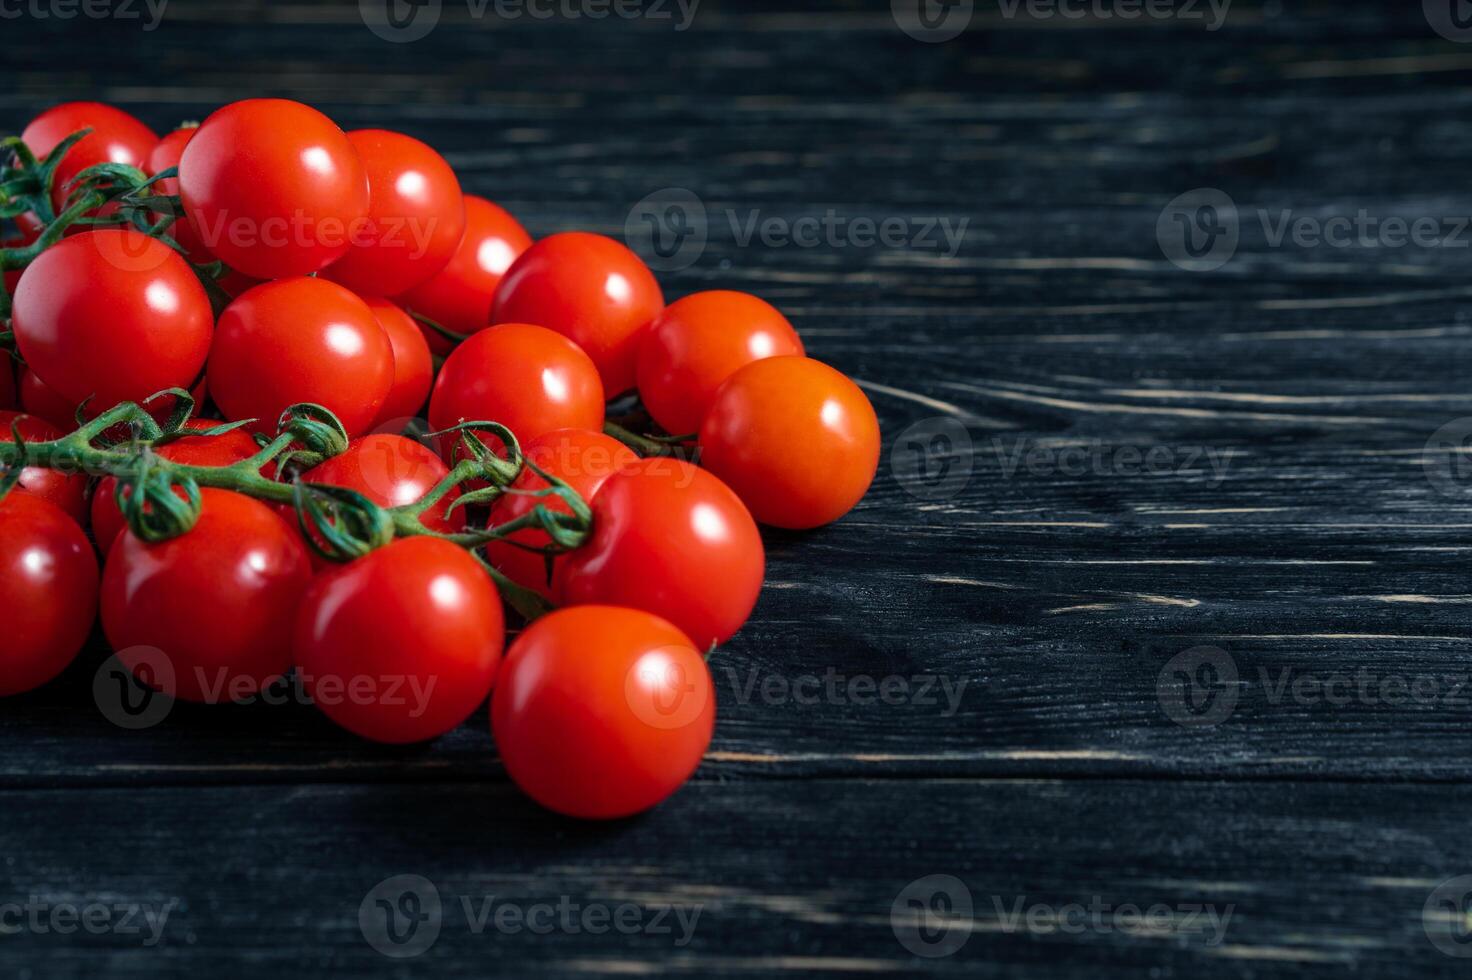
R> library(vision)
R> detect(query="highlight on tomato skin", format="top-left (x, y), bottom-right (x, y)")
top-left (0, 490), bottom-right (98, 698)
top-left (491, 605), bottom-right (715, 820)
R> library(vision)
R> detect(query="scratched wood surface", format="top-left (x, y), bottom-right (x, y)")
top-left (4, 0), bottom-right (1472, 976)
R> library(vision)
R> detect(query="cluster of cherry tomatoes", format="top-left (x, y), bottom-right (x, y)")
top-left (0, 98), bottom-right (881, 819)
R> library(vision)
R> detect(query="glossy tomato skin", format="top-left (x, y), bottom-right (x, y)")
top-left (208, 278), bottom-right (394, 438)
top-left (362, 297), bottom-right (434, 429)
top-left (490, 232), bottom-right (663, 396)
top-left (101, 489), bottom-right (311, 703)
top-left (178, 99), bottom-right (369, 279)
top-left (323, 130), bottom-right (465, 297)
top-left (21, 102), bottom-right (158, 213)
top-left (145, 126), bottom-right (212, 262)
top-left (0, 410), bottom-right (88, 523)
top-left (294, 536), bottom-right (504, 744)
top-left (0, 492), bottom-right (98, 697)
top-left (700, 356), bottom-right (880, 529)
top-left (91, 419), bottom-right (262, 558)
top-left (300, 434), bottom-right (464, 534)
top-left (555, 458), bottom-right (764, 647)
top-left (492, 605), bottom-right (713, 819)
top-left (428, 322), bottom-right (605, 461)
top-left (637, 291), bottom-right (804, 435)
top-left (397, 195), bottom-right (532, 353)
top-left (484, 428), bottom-right (637, 600)
top-left (12, 230), bottom-right (212, 411)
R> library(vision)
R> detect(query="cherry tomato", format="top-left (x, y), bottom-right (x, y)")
top-left (323, 130), bottom-right (465, 297)
top-left (91, 419), bottom-right (261, 558)
top-left (362, 297), bottom-right (434, 428)
top-left (637, 291), bottom-right (805, 435)
top-left (555, 458), bottom-right (763, 647)
top-left (11, 230), bottom-right (212, 412)
top-left (0, 410), bottom-right (88, 523)
top-left (484, 428), bottom-right (637, 600)
top-left (700, 356), bottom-right (879, 529)
top-left (20, 102), bottom-right (158, 213)
top-left (102, 488), bottom-right (310, 703)
top-left (294, 536), bottom-right (503, 744)
top-left (299, 434), bottom-right (463, 535)
top-left (208, 277), bottom-right (394, 437)
top-left (492, 605), bottom-right (713, 819)
top-left (0, 491), bottom-right (99, 697)
top-left (178, 99), bottom-right (369, 279)
top-left (491, 232), bottom-right (663, 396)
top-left (17, 368), bottom-right (76, 430)
top-left (145, 125), bottom-right (213, 262)
top-left (428, 322), bottom-right (604, 461)
top-left (397, 195), bottom-right (531, 353)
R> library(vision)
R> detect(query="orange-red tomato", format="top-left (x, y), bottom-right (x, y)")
top-left (0, 491), bottom-right (98, 697)
top-left (637, 290), bottom-right (804, 435)
top-left (294, 536), bottom-right (504, 744)
top-left (145, 126), bottom-right (213, 262)
top-left (491, 605), bottom-right (714, 819)
top-left (208, 278), bottom-right (394, 437)
top-left (699, 356), bottom-right (880, 529)
top-left (397, 195), bottom-right (531, 353)
top-left (0, 409), bottom-right (88, 523)
top-left (299, 434), bottom-right (464, 535)
top-left (101, 488), bottom-right (311, 703)
top-left (555, 458), bottom-right (764, 648)
top-left (428, 322), bottom-right (605, 461)
top-left (20, 102), bottom-right (158, 213)
top-left (178, 99), bottom-right (369, 279)
top-left (91, 419), bottom-right (262, 558)
top-left (362, 297), bottom-right (434, 429)
top-left (484, 428), bottom-right (637, 600)
top-left (491, 232), bottom-right (663, 396)
top-left (323, 129), bottom-right (465, 297)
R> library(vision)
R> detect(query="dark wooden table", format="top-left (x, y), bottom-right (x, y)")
top-left (5, 1), bottom-right (1472, 976)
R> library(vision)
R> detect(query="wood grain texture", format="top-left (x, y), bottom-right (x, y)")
top-left (4, 0), bottom-right (1472, 975)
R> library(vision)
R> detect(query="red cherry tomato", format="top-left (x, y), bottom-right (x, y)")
top-left (17, 368), bottom-right (76, 430)
top-left (397, 195), bottom-right (532, 353)
top-left (362, 297), bottom-right (434, 429)
top-left (294, 536), bottom-right (504, 744)
top-left (20, 102), bottom-right (158, 213)
top-left (11, 230), bottom-right (212, 412)
top-left (0, 410), bottom-right (88, 523)
top-left (700, 356), bottom-right (880, 529)
top-left (491, 232), bottom-right (663, 395)
top-left (208, 277), bottom-right (394, 437)
top-left (556, 458), bottom-right (763, 647)
top-left (144, 126), bottom-right (213, 262)
top-left (428, 322), bottom-right (605, 461)
top-left (322, 130), bottom-right (465, 297)
top-left (484, 428), bottom-right (637, 600)
top-left (492, 605), bottom-right (713, 818)
top-left (91, 419), bottom-right (262, 558)
top-left (637, 291), bottom-right (805, 435)
top-left (102, 488), bottom-right (310, 703)
top-left (178, 99), bottom-right (369, 279)
top-left (0, 491), bottom-right (99, 697)
top-left (299, 434), bottom-right (464, 534)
